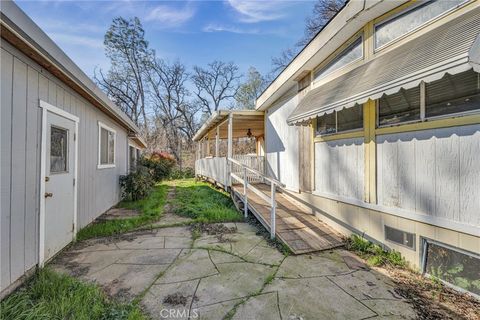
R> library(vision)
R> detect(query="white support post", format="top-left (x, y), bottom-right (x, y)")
top-left (270, 183), bottom-right (276, 239)
top-left (215, 126), bottom-right (220, 157)
top-left (227, 113), bottom-right (233, 187)
top-left (243, 167), bottom-right (248, 218)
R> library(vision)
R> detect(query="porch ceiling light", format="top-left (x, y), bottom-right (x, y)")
top-left (246, 128), bottom-right (252, 138)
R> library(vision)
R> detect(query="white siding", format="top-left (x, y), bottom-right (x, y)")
top-left (265, 86), bottom-right (300, 191)
top-left (377, 124), bottom-right (480, 227)
top-left (314, 138), bottom-right (364, 201)
top-left (1, 41), bottom-right (129, 293)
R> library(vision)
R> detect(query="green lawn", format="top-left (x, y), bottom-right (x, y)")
top-left (76, 184), bottom-right (169, 241)
top-left (168, 179), bottom-right (243, 223)
top-left (0, 268), bottom-right (145, 320)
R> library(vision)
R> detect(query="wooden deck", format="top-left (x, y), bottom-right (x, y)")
top-left (232, 183), bottom-right (344, 254)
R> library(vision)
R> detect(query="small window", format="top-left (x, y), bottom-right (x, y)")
top-left (378, 87), bottom-right (421, 126)
top-left (314, 36), bottom-right (363, 81)
top-left (385, 225), bottom-right (415, 250)
top-left (316, 104), bottom-right (363, 136)
top-left (50, 126), bottom-right (68, 173)
top-left (426, 70), bottom-right (480, 118)
top-left (423, 240), bottom-right (480, 296)
top-left (375, 0), bottom-right (466, 49)
top-left (129, 145), bottom-right (137, 171)
top-left (98, 122), bottom-right (116, 168)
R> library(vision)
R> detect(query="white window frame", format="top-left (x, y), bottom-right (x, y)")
top-left (128, 143), bottom-right (141, 172)
top-left (98, 121), bottom-right (116, 169)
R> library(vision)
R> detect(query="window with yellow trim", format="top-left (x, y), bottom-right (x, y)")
top-left (316, 104), bottom-right (363, 136)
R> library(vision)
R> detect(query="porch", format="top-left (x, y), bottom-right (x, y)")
top-left (193, 110), bottom-right (344, 254)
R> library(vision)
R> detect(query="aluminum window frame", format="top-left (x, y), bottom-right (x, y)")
top-left (97, 121), bottom-right (116, 169)
top-left (374, 0), bottom-right (470, 52)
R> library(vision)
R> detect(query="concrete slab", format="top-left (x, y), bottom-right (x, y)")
top-left (265, 277), bottom-right (377, 320)
top-left (328, 270), bottom-right (399, 301)
top-left (232, 292), bottom-right (280, 320)
top-left (115, 236), bottom-right (166, 250)
top-left (209, 250), bottom-right (243, 264)
top-left (362, 299), bottom-right (417, 319)
top-left (142, 279), bottom-right (199, 320)
top-left (243, 241), bottom-right (285, 265)
top-left (193, 262), bottom-right (274, 307)
top-left (276, 251), bottom-right (350, 278)
top-left (117, 248), bottom-right (181, 265)
top-left (164, 236), bottom-right (192, 249)
top-left (90, 263), bottom-right (168, 301)
top-left (155, 227), bottom-right (192, 237)
top-left (195, 298), bottom-right (242, 320)
top-left (157, 249), bottom-right (218, 284)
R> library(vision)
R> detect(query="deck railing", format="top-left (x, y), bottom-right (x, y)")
top-left (231, 155), bottom-right (265, 183)
top-left (228, 157), bottom-right (285, 239)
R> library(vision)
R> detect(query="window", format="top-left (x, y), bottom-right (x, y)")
top-left (316, 104), bottom-right (363, 135)
top-left (426, 70), bottom-right (480, 118)
top-left (50, 126), bottom-right (68, 173)
top-left (378, 70), bottom-right (480, 127)
top-left (375, 0), bottom-right (466, 49)
top-left (314, 36), bottom-right (363, 81)
top-left (423, 240), bottom-right (480, 296)
top-left (129, 145), bottom-right (139, 171)
top-left (98, 122), bottom-right (116, 168)
top-left (378, 87), bottom-right (421, 126)
top-left (385, 225), bottom-right (415, 250)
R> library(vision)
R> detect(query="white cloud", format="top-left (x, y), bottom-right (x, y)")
top-left (227, 0), bottom-right (293, 23)
top-left (49, 33), bottom-right (104, 49)
top-left (145, 4), bottom-right (195, 27)
top-left (202, 23), bottom-right (259, 34)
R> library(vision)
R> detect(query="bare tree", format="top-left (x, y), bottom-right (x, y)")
top-left (147, 59), bottom-right (200, 167)
top-left (191, 60), bottom-right (241, 116)
top-left (270, 0), bottom-right (345, 78)
top-left (235, 67), bottom-right (268, 109)
top-left (95, 17), bottom-right (152, 127)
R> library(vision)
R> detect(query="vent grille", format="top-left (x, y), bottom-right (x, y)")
top-left (385, 225), bottom-right (415, 250)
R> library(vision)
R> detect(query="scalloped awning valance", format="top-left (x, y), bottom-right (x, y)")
top-left (287, 8), bottom-right (480, 125)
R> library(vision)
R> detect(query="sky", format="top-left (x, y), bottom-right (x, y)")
top-left (16, 0), bottom-right (315, 79)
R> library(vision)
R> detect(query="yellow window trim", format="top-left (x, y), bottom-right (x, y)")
top-left (314, 130), bottom-right (364, 143)
top-left (376, 114), bottom-right (480, 135)
top-left (363, 100), bottom-right (376, 204)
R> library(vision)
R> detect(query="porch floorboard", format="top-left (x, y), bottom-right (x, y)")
top-left (232, 183), bottom-right (344, 254)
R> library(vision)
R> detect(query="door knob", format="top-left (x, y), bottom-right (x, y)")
top-left (45, 192), bottom-right (53, 198)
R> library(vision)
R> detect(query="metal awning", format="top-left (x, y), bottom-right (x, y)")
top-left (287, 8), bottom-right (480, 125)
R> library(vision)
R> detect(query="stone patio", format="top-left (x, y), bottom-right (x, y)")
top-left (51, 223), bottom-right (417, 319)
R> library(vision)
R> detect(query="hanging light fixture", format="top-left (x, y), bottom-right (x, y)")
top-left (246, 128), bottom-right (252, 138)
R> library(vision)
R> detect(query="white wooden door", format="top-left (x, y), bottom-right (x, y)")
top-left (44, 111), bottom-right (76, 261)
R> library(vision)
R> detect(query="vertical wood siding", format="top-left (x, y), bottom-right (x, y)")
top-left (265, 86), bottom-right (300, 191)
top-left (1, 42), bottom-right (128, 292)
top-left (377, 124), bottom-right (480, 227)
top-left (314, 138), bottom-right (365, 201)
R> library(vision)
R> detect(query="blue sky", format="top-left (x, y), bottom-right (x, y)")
top-left (16, 0), bottom-right (315, 78)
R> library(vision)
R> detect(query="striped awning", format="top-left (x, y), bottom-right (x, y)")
top-left (287, 7), bottom-right (480, 125)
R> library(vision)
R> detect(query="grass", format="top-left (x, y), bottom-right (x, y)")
top-left (346, 234), bottom-right (407, 268)
top-left (0, 268), bottom-right (145, 320)
top-left (168, 179), bottom-right (243, 223)
top-left (76, 184), bottom-right (169, 241)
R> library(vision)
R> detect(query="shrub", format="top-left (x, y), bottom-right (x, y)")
top-left (119, 166), bottom-right (154, 201)
top-left (139, 151), bottom-right (176, 181)
top-left (169, 167), bottom-right (195, 180)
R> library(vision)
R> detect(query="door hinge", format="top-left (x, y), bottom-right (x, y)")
top-left (73, 178), bottom-right (76, 186)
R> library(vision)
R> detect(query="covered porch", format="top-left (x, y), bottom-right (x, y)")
top-left (193, 110), bottom-right (344, 254)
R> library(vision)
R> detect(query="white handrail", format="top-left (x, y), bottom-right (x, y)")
top-left (228, 157), bottom-right (284, 239)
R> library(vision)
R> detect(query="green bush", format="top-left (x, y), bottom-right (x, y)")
top-left (139, 151), bottom-right (176, 181)
top-left (119, 166), bottom-right (154, 201)
top-left (169, 167), bottom-right (195, 180)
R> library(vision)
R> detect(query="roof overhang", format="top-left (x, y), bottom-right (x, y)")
top-left (128, 135), bottom-right (147, 149)
top-left (0, 1), bottom-right (140, 133)
top-left (287, 7), bottom-right (480, 125)
top-left (255, 0), bottom-right (410, 111)
top-left (193, 110), bottom-right (264, 142)
top-left (469, 33), bottom-right (480, 72)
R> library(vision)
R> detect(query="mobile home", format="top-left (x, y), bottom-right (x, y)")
top-left (195, 0), bottom-right (480, 295)
top-left (0, 1), bottom-right (146, 297)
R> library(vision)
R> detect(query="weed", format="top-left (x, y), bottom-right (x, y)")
top-left (0, 268), bottom-right (145, 320)
top-left (346, 234), bottom-right (407, 268)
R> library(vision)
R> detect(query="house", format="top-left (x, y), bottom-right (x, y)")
top-left (195, 0), bottom-right (480, 295)
top-left (0, 1), bottom-right (146, 297)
